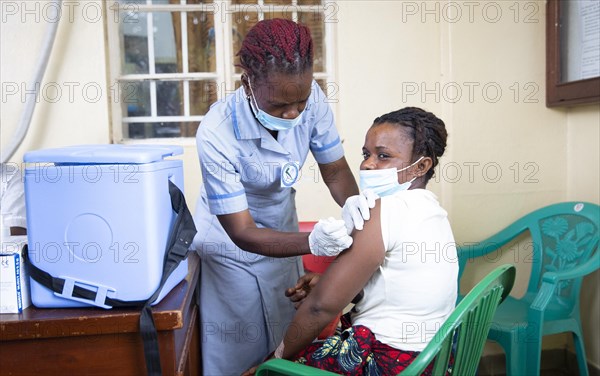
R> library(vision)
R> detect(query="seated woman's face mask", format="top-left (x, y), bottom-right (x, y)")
top-left (359, 156), bottom-right (424, 196)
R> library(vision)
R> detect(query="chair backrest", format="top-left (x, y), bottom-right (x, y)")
top-left (400, 264), bottom-right (516, 376)
top-left (531, 202), bottom-right (598, 306)
top-left (458, 202), bottom-right (599, 308)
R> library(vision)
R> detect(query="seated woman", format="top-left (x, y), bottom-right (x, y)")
top-left (1, 163), bottom-right (27, 236)
top-left (244, 107), bottom-right (458, 376)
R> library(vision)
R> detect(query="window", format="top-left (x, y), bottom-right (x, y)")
top-left (106, 0), bottom-right (337, 141)
top-left (546, 0), bottom-right (600, 107)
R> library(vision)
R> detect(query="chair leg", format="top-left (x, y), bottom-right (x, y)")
top-left (505, 343), bottom-right (532, 376)
top-left (572, 331), bottom-right (590, 376)
top-left (492, 331), bottom-right (532, 376)
top-left (524, 339), bottom-right (542, 376)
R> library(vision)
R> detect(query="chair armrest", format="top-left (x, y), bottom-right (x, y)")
top-left (530, 281), bottom-right (556, 312)
top-left (531, 247), bottom-right (598, 312)
top-left (542, 248), bottom-right (599, 284)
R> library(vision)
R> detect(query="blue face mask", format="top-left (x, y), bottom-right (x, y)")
top-left (247, 80), bottom-right (303, 131)
top-left (359, 156), bottom-right (424, 196)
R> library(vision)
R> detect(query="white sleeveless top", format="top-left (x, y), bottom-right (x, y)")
top-left (350, 189), bottom-right (458, 352)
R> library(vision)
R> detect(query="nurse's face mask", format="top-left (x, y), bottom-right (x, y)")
top-left (359, 156), bottom-right (424, 196)
top-left (247, 79), bottom-right (303, 131)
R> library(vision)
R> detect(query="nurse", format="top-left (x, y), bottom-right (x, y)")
top-left (193, 19), bottom-right (371, 375)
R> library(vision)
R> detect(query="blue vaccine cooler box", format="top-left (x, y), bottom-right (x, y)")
top-left (23, 145), bottom-right (189, 309)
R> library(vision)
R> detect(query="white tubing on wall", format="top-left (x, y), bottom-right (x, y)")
top-left (1, 0), bottom-right (63, 163)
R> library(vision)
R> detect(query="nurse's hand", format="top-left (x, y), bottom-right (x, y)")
top-left (341, 189), bottom-right (378, 234)
top-left (308, 217), bottom-right (353, 257)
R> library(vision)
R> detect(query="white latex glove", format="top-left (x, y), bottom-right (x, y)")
top-left (341, 189), bottom-right (378, 234)
top-left (308, 217), bottom-right (353, 257)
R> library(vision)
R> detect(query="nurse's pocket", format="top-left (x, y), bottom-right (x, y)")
top-left (237, 154), bottom-right (273, 190)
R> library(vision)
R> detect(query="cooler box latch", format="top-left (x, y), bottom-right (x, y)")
top-left (55, 277), bottom-right (116, 309)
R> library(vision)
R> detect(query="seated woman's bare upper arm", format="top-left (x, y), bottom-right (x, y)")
top-left (307, 200), bottom-right (386, 314)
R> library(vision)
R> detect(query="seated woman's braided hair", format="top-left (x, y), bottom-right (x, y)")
top-left (372, 107), bottom-right (448, 183)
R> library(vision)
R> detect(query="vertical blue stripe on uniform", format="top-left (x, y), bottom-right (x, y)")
top-left (232, 105), bottom-right (241, 139)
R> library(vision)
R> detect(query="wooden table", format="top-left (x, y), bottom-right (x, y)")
top-left (0, 253), bottom-right (200, 376)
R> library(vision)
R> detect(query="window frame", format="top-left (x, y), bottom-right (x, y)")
top-left (105, 0), bottom-right (338, 144)
top-left (546, 0), bottom-right (600, 107)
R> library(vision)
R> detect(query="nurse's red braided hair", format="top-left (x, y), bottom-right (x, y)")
top-left (237, 18), bottom-right (313, 80)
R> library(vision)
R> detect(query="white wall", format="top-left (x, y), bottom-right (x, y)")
top-left (1, 0), bottom-right (598, 368)
top-left (567, 105), bottom-right (600, 368)
top-left (1, 1), bottom-right (110, 163)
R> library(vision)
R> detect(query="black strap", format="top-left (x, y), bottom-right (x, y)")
top-left (24, 181), bottom-right (197, 376)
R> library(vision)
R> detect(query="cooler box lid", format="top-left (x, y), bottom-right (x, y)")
top-left (23, 144), bottom-right (183, 164)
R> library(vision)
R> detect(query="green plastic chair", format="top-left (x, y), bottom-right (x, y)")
top-left (457, 202), bottom-right (599, 376)
top-left (255, 264), bottom-right (516, 376)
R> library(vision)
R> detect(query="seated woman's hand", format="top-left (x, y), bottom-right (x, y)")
top-left (285, 272), bottom-right (320, 308)
top-left (241, 347), bottom-right (279, 376)
top-left (241, 365), bottom-right (258, 376)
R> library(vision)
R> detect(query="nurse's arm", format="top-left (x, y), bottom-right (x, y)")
top-left (217, 210), bottom-right (312, 258)
top-left (318, 157), bottom-right (359, 207)
top-left (281, 200), bottom-right (385, 359)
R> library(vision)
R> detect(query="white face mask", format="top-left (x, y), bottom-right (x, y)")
top-left (359, 156), bottom-right (424, 196)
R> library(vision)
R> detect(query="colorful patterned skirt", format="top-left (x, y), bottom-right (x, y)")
top-left (293, 315), bottom-right (434, 376)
